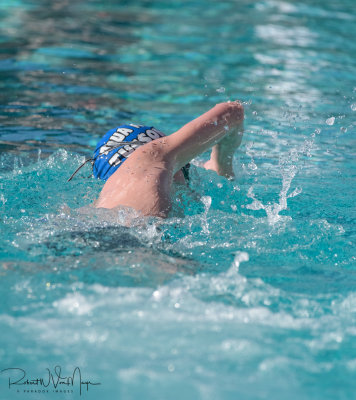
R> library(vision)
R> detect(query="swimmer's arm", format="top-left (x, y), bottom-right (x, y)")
top-left (162, 101), bottom-right (244, 172)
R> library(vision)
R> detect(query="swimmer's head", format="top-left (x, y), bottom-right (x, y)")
top-left (68, 123), bottom-right (190, 183)
top-left (93, 124), bottom-right (166, 181)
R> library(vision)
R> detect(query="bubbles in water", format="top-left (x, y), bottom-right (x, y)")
top-left (326, 117), bottom-right (335, 125)
top-left (351, 103), bottom-right (356, 111)
top-left (216, 87), bottom-right (225, 93)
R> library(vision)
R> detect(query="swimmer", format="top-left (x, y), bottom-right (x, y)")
top-left (70, 101), bottom-right (244, 217)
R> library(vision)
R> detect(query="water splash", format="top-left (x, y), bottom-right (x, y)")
top-left (201, 195), bottom-right (212, 234)
top-left (245, 131), bottom-right (319, 224)
top-left (245, 170), bottom-right (299, 225)
top-left (229, 251), bottom-right (250, 274)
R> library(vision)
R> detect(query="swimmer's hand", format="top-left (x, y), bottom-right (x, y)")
top-left (204, 101), bottom-right (244, 178)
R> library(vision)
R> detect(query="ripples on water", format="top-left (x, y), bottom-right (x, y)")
top-left (0, 0), bottom-right (355, 399)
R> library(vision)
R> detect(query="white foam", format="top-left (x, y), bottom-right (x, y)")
top-left (54, 293), bottom-right (94, 315)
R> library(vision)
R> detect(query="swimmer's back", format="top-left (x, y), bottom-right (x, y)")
top-left (95, 139), bottom-right (173, 217)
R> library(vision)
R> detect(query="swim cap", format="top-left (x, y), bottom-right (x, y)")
top-left (93, 124), bottom-right (166, 181)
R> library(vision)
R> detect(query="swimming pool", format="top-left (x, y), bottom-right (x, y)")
top-left (0, 0), bottom-right (355, 399)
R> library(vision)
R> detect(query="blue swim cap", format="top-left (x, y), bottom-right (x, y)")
top-left (93, 124), bottom-right (166, 181)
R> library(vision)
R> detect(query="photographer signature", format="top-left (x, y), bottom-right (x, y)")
top-left (1, 366), bottom-right (101, 396)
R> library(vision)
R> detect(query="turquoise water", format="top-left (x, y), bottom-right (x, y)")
top-left (0, 0), bottom-right (355, 399)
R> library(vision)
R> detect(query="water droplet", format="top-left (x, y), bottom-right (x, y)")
top-left (351, 103), bottom-right (356, 111)
top-left (248, 161), bottom-right (257, 170)
top-left (326, 117), bottom-right (335, 125)
top-left (153, 290), bottom-right (161, 300)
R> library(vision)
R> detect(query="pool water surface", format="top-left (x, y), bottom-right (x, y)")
top-left (0, 0), bottom-right (355, 399)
